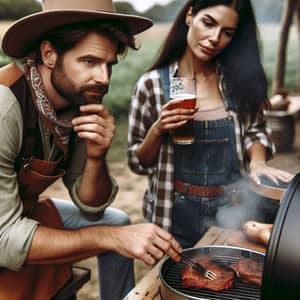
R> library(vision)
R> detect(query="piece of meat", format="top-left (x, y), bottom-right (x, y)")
top-left (181, 256), bottom-right (234, 291)
top-left (229, 258), bottom-right (263, 286)
top-left (242, 220), bottom-right (273, 246)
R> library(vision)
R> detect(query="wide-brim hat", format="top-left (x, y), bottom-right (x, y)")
top-left (2, 0), bottom-right (153, 58)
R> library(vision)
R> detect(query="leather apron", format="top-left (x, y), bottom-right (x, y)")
top-left (0, 63), bottom-right (72, 299)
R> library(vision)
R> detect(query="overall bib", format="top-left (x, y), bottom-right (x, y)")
top-left (172, 117), bottom-right (242, 248)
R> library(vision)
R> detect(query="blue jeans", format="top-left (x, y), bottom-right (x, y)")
top-left (52, 198), bottom-right (134, 300)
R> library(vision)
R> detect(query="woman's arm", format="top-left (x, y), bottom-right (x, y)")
top-left (128, 75), bottom-right (197, 169)
top-left (245, 111), bottom-right (293, 185)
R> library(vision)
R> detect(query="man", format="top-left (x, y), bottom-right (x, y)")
top-left (0, 1), bottom-right (182, 299)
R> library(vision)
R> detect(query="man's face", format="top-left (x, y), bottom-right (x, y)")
top-left (51, 32), bottom-right (119, 106)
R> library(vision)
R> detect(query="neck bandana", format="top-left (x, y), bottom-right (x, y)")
top-left (23, 55), bottom-right (79, 156)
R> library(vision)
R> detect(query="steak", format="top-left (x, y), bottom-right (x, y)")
top-left (229, 257), bottom-right (263, 286)
top-left (181, 256), bottom-right (234, 291)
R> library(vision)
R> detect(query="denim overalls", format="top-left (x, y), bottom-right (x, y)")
top-left (158, 66), bottom-right (280, 248)
top-left (172, 117), bottom-right (242, 248)
top-left (159, 66), bottom-right (244, 248)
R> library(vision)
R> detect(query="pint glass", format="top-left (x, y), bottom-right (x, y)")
top-left (169, 77), bottom-right (196, 144)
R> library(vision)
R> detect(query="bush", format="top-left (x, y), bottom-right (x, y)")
top-left (0, 52), bottom-right (11, 67)
top-left (103, 41), bottom-right (161, 118)
top-left (0, 0), bottom-right (41, 20)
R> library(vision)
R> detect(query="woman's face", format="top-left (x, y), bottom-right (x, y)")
top-left (185, 5), bottom-right (239, 61)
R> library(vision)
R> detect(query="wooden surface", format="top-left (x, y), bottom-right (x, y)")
top-left (124, 226), bottom-right (266, 300)
top-left (226, 230), bottom-right (267, 253)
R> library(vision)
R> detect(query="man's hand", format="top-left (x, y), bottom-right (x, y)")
top-left (72, 104), bottom-right (115, 160)
top-left (111, 224), bottom-right (182, 266)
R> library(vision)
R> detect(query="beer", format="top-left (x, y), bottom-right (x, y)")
top-left (169, 95), bottom-right (196, 144)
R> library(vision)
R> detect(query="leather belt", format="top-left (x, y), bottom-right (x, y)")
top-left (174, 180), bottom-right (225, 198)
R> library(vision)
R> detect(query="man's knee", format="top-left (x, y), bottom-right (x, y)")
top-left (93, 207), bottom-right (132, 226)
top-left (113, 209), bottom-right (131, 226)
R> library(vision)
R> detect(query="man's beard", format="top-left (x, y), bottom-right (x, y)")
top-left (51, 58), bottom-right (108, 107)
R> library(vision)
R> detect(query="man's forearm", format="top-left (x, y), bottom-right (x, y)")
top-left (27, 223), bottom-right (182, 268)
top-left (27, 225), bottom-right (115, 265)
top-left (78, 158), bottom-right (112, 207)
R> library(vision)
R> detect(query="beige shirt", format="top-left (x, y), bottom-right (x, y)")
top-left (0, 84), bottom-right (117, 271)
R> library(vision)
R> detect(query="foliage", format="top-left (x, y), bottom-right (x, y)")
top-left (140, 0), bottom-right (182, 23)
top-left (252, 0), bottom-right (284, 23)
top-left (115, 0), bottom-right (285, 23)
top-left (0, 0), bottom-right (41, 20)
top-left (259, 24), bottom-right (297, 94)
top-left (103, 41), bottom-right (161, 116)
top-left (107, 117), bottom-right (129, 162)
top-left (0, 0), bottom-right (287, 23)
top-left (0, 53), bottom-right (11, 66)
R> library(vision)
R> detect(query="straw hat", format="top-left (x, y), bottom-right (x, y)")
top-left (2, 0), bottom-right (153, 58)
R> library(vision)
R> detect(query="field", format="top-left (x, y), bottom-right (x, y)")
top-left (0, 21), bottom-right (298, 299)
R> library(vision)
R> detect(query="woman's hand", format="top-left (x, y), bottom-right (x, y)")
top-left (153, 99), bottom-right (197, 137)
top-left (249, 160), bottom-right (294, 185)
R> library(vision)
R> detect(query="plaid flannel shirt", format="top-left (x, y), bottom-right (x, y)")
top-left (127, 62), bottom-right (275, 232)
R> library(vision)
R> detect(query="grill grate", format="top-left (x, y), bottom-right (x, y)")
top-left (160, 247), bottom-right (264, 300)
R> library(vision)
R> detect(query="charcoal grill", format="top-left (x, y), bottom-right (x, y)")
top-left (160, 245), bottom-right (264, 300)
top-left (261, 173), bottom-right (300, 299)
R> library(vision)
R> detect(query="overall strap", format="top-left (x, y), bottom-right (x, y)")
top-left (159, 66), bottom-right (170, 103)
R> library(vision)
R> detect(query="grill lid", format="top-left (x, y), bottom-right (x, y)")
top-left (160, 245), bottom-right (265, 300)
top-left (261, 173), bottom-right (300, 300)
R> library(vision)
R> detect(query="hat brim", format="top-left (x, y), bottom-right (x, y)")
top-left (2, 10), bottom-right (153, 58)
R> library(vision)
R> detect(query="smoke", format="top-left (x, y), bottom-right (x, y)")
top-left (216, 178), bottom-right (279, 230)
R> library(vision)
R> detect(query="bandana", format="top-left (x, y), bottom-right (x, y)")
top-left (22, 55), bottom-right (79, 156)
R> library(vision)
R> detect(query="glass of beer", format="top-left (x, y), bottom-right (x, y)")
top-left (169, 77), bottom-right (196, 144)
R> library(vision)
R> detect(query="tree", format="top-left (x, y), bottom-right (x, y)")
top-left (273, 0), bottom-right (299, 93)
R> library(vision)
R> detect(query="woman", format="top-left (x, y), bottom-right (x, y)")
top-left (127, 0), bottom-right (293, 248)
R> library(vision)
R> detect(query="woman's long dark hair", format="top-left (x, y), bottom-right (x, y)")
top-left (150, 0), bottom-right (270, 123)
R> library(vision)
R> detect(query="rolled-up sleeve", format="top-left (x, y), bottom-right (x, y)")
top-left (244, 110), bottom-right (275, 160)
top-left (70, 175), bottom-right (118, 215)
top-left (0, 86), bottom-right (39, 271)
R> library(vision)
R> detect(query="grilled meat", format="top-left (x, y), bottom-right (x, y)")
top-left (229, 257), bottom-right (263, 286)
top-left (181, 256), bottom-right (234, 291)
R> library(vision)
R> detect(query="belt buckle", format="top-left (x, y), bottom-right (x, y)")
top-left (183, 183), bottom-right (191, 196)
